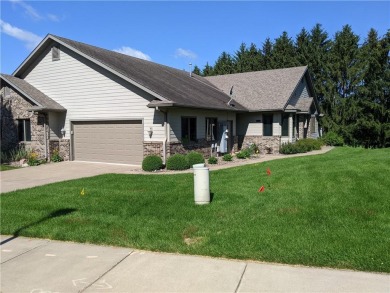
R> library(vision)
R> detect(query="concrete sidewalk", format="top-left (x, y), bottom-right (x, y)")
top-left (1, 235), bottom-right (388, 292)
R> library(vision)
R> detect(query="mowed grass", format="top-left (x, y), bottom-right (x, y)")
top-left (0, 165), bottom-right (19, 171)
top-left (1, 147), bottom-right (389, 272)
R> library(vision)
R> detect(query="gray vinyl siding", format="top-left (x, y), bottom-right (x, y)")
top-left (168, 108), bottom-right (236, 142)
top-left (22, 45), bottom-right (165, 142)
top-left (237, 113), bottom-right (262, 136)
top-left (237, 112), bottom-right (281, 137)
top-left (289, 77), bottom-right (310, 106)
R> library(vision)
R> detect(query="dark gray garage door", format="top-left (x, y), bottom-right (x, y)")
top-left (72, 120), bottom-right (143, 164)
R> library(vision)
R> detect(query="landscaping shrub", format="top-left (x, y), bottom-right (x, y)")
top-left (279, 142), bottom-right (302, 154)
top-left (142, 155), bottom-right (163, 171)
top-left (236, 148), bottom-right (251, 159)
top-left (296, 138), bottom-right (323, 152)
top-left (249, 143), bottom-right (260, 155)
top-left (8, 146), bottom-right (28, 162)
top-left (208, 156), bottom-right (218, 164)
top-left (166, 154), bottom-right (190, 170)
top-left (50, 148), bottom-right (63, 163)
top-left (222, 154), bottom-right (233, 161)
top-left (322, 131), bottom-right (344, 146)
top-left (186, 151), bottom-right (204, 167)
top-left (27, 151), bottom-right (41, 166)
top-left (280, 139), bottom-right (324, 154)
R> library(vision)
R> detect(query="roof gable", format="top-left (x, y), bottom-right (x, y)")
top-left (1, 74), bottom-right (66, 112)
top-left (205, 66), bottom-right (310, 111)
top-left (14, 34), bottom-right (246, 112)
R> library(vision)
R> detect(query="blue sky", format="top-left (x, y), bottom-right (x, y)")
top-left (1, 1), bottom-right (389, 74)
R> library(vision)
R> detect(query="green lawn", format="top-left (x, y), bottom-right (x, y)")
top-left (0, 165), bottom-right (19, 171)
top-left (1, 147), bottom-right (389, 272)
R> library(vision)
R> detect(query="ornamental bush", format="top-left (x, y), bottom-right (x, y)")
top-left (279, 142), bottom-right (303, 154)
top-left (186, 151), bottom-right (205, 167)
top-left (142, 155), bottom-right (163, 171)
top-left (236, 148), bottom-right (251, 159)
top-left (222, 154), bottom-right (233, 161)
top-left (296, 138), bottom-right (323, 151)
top-left (322, 131), bottom-right (344, 146)
top-left (208, 156), bottom-right (218, 164)
top-left (166, 154), bottom-right (190, 170)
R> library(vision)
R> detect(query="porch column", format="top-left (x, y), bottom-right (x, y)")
top-left (288, 113), bottom-right (293, 142)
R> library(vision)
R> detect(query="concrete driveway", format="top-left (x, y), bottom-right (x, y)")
top-left (0, 161), bottom-right (140, 193)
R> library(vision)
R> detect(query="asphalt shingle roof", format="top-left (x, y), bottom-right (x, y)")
top-left (51, 35), bottom-right (246, 111)
top-left (1, 74), bottom-right (66, 111)
top-left (205, 66), bottom-right (308, 111)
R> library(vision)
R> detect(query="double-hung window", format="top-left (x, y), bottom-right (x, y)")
top-left (18, 119), bottom-right (31, 142)
top-left (281, 114), bottom-right (289, 137)
top-left (263, 114), bottom-right (273, 136)
top-left (181, 117), bottom-right (196, 142)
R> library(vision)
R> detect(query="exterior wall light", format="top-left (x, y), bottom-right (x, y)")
top-left (148, 127), bottom-right (153, 138)
top-left (61, 128), bottom-right (66, 138)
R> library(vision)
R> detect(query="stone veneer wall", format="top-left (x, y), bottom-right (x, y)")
top-left (143, 141), bottom-right (164, 157)
top-left (49, 139), bottom-right (70, 161)
top-left (1, 87), bottom-right (48, 159)
top-left (239, 135), bottom-right (281, 154)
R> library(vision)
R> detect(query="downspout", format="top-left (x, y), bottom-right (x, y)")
top-left (163, 110), bottom-right (168, 165)
top-left (44, 114), bottom-right (48, 160)
top-left (156, 107), bottom-right (168, 165)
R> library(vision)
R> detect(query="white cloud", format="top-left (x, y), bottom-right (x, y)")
top-left (175, 48), bottom-right (197, 59)
top-left (0, 20), bottom-right (42, 49)
top-left (47, 14), bottom-right (60, 22)
top-left (113, 46), bottom-right (151, 61)
top-left (10, 0), bottom-right (42, 20)
top-left (10, 0), bottom-right (61, 22)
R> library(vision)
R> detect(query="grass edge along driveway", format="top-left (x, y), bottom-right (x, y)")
top-left (1, 147), bottom-right (389, 273)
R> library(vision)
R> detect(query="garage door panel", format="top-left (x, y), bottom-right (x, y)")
top-left (72, 120), bottom-right (143, 164)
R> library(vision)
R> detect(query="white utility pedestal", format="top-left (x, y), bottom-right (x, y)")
top-left (193, 164), bottom-right (210, 205)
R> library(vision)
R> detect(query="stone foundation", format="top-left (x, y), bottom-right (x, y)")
top-left (144, 141), bottom-right (164, 157)
top-left (239, 135), bottom-right (281, 154)
top-left (49, 139), bottom-right (70, 161)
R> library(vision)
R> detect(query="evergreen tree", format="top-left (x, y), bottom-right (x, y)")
top-left (296, 28), bottom-right (311, 66)
top-left (356, 29), bottom-right (390, 147)
top-left (271, 31), bottom-right (298, 68)
top-left (192, 65), bottom-right (202, 76)
top-left (213, 51), bottom-right (235, 75)
top-left (234, 42), bottom-right (262, 73)
top-left (202, 62), bottom-right (214, 76)
top-left (325, 25), bottom-right (362, 144)
top-left (261, 38), bottom-right (273, 70)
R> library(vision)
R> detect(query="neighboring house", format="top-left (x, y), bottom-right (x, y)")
top-left (0, 34), bottom-right (320, 165)
top-left (205, 67), bottom-right (321, 152)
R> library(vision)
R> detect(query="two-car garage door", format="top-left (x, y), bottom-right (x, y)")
top-left (72, 120), bottom-right (143, 165)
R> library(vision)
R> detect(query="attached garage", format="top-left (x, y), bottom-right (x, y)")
top-left (72, 120), bottom-right (143, 165)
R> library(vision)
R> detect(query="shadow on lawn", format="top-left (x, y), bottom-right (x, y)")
top-left (0, 208), bottom-right (77, 245)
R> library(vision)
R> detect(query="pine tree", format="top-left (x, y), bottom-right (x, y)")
top-left (192, 65), bottom-right (202, 76)
top-left (234, 42), bottom-right (262, 73)
top-left (213, 52), bottom-right (235, 75)
top-left (202, 62), bottom-right (214, 77)
top-left (356, 29), bottom-right (390, 147)
top-left (261, 38), bottom-right (273, 70)
top-left (271, 31), bottom-right (298, 68)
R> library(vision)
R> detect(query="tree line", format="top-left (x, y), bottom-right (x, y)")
top-left (194, 24), bottom-right (390, 148)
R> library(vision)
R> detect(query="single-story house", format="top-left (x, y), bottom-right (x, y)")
top-left (0, 34), bottom-right (320, 165)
